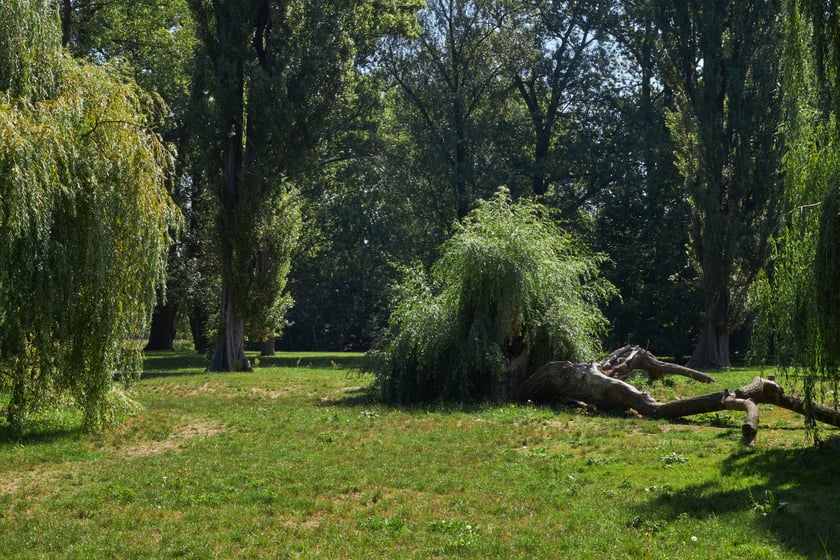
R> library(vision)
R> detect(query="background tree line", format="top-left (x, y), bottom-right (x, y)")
top-left (47, 0), bottom-right (799, 366)
top-left (4, 0), bottom-right (840, 426)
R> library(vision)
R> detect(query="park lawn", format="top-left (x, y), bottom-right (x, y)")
top-left (1, 351), bottom-right (839, 559)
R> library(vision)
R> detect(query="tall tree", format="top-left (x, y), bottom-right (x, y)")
top-left (0, 0), bottom-right (179, 429)
top-left (510, 0), bottom-right (616, 201)
top-left (654, 0), bottom-right (785, 368)
top-left (595, 0), bottom-right (701, 359)
top-left (189, 0), bottom-right (415, 370)
top-left (381, 0), bottom-right (516, 223)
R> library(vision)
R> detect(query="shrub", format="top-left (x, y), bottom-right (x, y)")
top-left (370, 189), bottom-right (616, 403)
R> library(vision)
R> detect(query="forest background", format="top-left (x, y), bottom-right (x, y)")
top-left (5, 0), bottom-right (840, 426)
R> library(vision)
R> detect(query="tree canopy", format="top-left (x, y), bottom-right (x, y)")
top-left (189, 0), bottom-right (417, 371)
top-left (8, 0), bottom-right (840, 432)
top-left (654, 0), bottom-right (784, 369)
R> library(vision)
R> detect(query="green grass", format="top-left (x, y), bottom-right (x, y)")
top-left (1, 352), bottom-right (839, 559)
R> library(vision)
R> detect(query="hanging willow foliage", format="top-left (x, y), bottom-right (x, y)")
top-left (369, 189), bottom-right (617, 403)
top-left (815, 187), bottom-right (840, 371)
top-left (752, 1), bottom-right (840, 436)
top-left (0, 0), bottom-right (180, 431)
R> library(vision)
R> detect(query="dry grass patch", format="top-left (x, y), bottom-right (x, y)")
top-left (249, 385), bottom-right (301, 399)
top-left (184, 382), bottom-right (218, 397)
top-left (0, 467), bottom-right (64, 497)
top-left (144, 380), bottom-right (224, 397)
top-left (118, 420), bottom-right (226, 458)
top-left (1, 420), bottom-right (227, 498)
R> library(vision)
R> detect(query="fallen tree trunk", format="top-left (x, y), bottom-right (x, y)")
top-left (516, 347), bottom-right (840, 446)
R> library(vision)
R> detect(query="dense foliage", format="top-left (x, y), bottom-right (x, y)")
top-left (188, 0), bottom-right (417, 370)
top-left (0, 0), bottom-right (179, 429)
top-left (654, 0), bottom-right (784, 368)
top-left (371, 190), bottom-right (616, 403)
top-left (752, 1), bottom-right (840, 433)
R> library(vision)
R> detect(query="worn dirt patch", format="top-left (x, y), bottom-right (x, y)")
top-left (145, 381), bottom-right (224, 397)
top-left (120, 420), bottom-right (226, 458)
top-left (0, 468), bottom-right (64, 496)
top-left (1, 421), bottom-right (226, 498)
top-left (184, 382), bottom-right (219, 397)
top-left (249, 386), bottom-right (300, 399)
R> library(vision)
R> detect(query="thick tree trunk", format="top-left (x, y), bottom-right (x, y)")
top-left (208, 289), bottom-right (251, 372)
top-left (189, 303), bottom-right (210, 354)
top-left (145, 299), bottom-right (178, 351)
top-left (531, 129), bottom-right (550, 197)
top-left (260, 337), bottom-right (276, 356)
top-left (61, 0), bottom-right (72, 48)
top-left (689, 289), bottom-right (731, 369)
top-left (516, 346), bottom-right (840, 446)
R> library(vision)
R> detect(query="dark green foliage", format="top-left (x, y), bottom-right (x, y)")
top-left (814, 188), bottom-right (840, 370)
top-left (655, 0), bottom-right (785, 368)
top-left (189, 0), bottom-right (418, 370)
top-left (371, 189), bottom-right (616, 403)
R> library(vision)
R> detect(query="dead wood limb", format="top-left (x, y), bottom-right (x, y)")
top-left (734, 376), bottom-right (840, 429)
top-left (515, 359), bottom-right (840, 446)
top-left (599, 345), bottom-right (714, 383)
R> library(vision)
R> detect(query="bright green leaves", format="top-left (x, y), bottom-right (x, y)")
top-left (750, 1), bottom-right (840, 436)
top-left (0, 3), bottom-right (180, 430)
top-left (372, 189), bottom-right (616, 403)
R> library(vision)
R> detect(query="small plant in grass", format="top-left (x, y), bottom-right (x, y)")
top-left (748, 489), bottom-right (789, 516)
top-left (430, 519), bottom-right (478, 551)
top-left (361, 516), bottom-right (405, 533)
top-left (659, 450), bottom-right (689, 466)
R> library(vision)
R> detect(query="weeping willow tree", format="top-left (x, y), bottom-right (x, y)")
top-left (753, 0), bottom-right (840, 435)
top-left (370, 189), bottom-right (616, 403)
top-left (0, 0), bottom-right (180, 431)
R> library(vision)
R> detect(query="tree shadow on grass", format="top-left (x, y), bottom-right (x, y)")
top-left (0, 421), bottom-right (84, 445)
top-left (636, 439), bottom-right (840, 558)
top-left (141, 350), bottom-right (209, 379)
top-left (141, 351), bottom-right (367, 379)
top-left (254, 353), bottom-right (366, 370)
top-left (318, 385), bottom-right (379, 407)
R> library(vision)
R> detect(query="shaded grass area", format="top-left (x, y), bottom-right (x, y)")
top-left (1, 352), bottom-right (839, 558)
top-left (142, 350), bottom-right (366, 379)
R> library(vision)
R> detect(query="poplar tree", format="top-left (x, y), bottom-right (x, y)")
top-left (189, 0), bottom-right (416, 370)
top-left (654, 0), bottom-right (785, 368)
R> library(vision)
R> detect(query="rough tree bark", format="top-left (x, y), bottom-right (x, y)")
top-left (516, 346), bottom-right (840, 446)
top-left (260, 337), bottom-right (276, 356)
